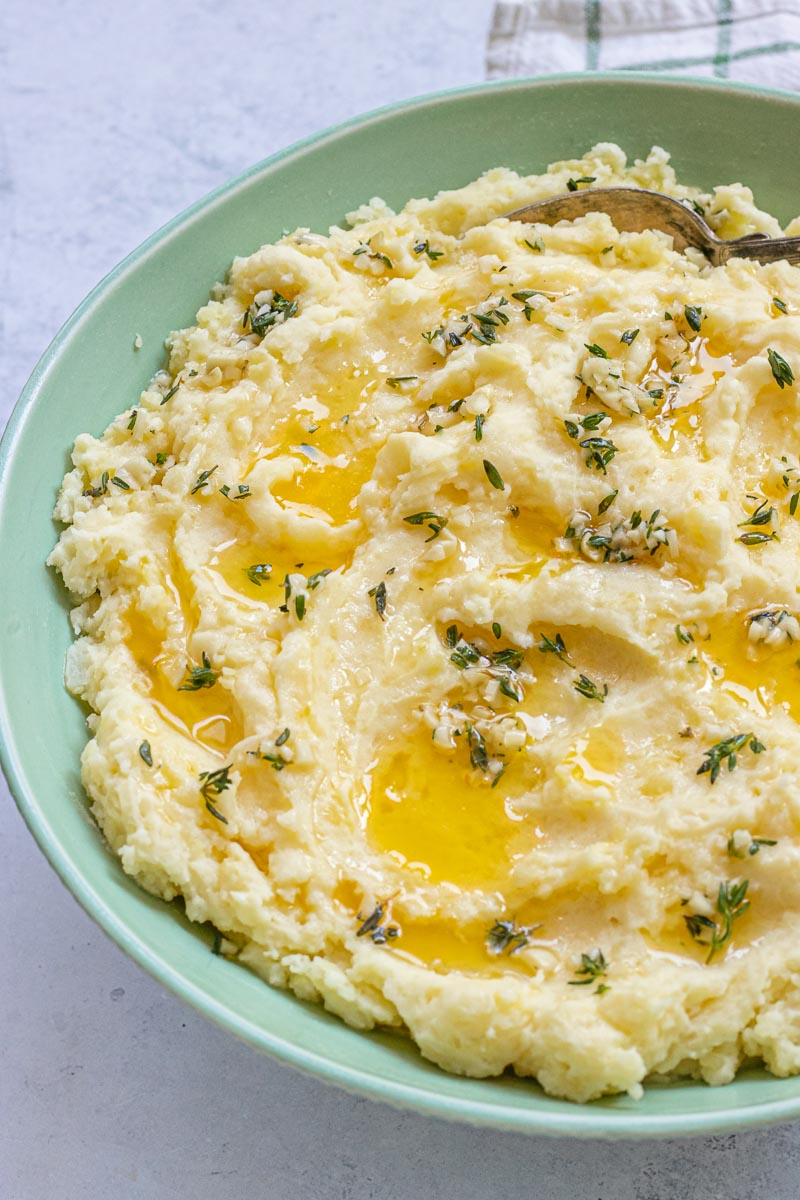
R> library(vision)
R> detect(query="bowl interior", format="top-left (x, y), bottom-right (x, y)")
top-left (3, 74), bottom-right (800, 1137)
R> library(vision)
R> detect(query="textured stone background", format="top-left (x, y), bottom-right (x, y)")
top-left (3, 2), bottom-right (800, 1195)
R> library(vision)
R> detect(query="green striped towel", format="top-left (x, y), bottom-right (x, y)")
top-left (487, 0), bottom-right (800, 83)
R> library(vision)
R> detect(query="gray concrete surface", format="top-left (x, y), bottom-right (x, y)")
top-left (3, 2), bottom-right (800, 1196)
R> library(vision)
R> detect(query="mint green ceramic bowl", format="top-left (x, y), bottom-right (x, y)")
top-left (3, 73), bottom-right (800, 1138)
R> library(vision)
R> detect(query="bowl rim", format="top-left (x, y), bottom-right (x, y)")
top-left (4, 70), bottom-right (800, 1139)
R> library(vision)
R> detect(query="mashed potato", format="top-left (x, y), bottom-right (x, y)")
top-left (49, 143), bottom-right (800, 1102)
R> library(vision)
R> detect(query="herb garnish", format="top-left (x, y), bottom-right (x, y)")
top-left (483, 459), bottom-right (505, 490)
top-left (386, 376), bottom-right (418, 389)
top-left (161, 382), bottom-right (180, 405)
top-left (83, 471), bottom-right (110, 497)
top-left (579, 436), bottom-right (618, 474)
top-left (512, 289), bottom-right (544, 321)
top-left (127, 410), bottom-right (138, 431)
top-left (727, 834), bottom-right (777, 858)
top-left (403, 511), bottom-right (448, 541)
top-left (675, 624), bottom-right (694, 645)
top-left (684, 880), bottom-right (750, 962)
top-left (474, 413), bottom-right (485, 442)
top-left (179, 652), bottom-right (219, 691)
top-left (564, 412), bottom-right (608, 439)
top-left (567, 176), bottom-right (596, 191)
top-left (422, 299), bottom-right (510, 354)
top-left (252, 728), bottom-right (292, 770)
top-left (773, 297), bottom-right (789, 315)
top-left (356, 902), bottom-right (399, 944)
top-left (568, 950), bottom-right (609, 991)
top-left (487, 919), bottom-right (538, 955)
top-left (684, 304), bottom-right (704, 333)
top-left (598, 490), bottom-right (618, 515)
top-left (368, 580), bottom-right (387, 620)
top-left (523, 236), bottom-right (545, 253)
top-left (139, 740), bottom-right (153, 767)
top-left (537, 632), bottom-right (573, 664)
top-left (413, 239), bottom-right (443, 261)
top-left (199, 765), bottom-right (233, 823)
top-left (697, 733), bottom-right (766, 783)
top-left (245, 563), bottom-right (272, 586)
top-left (738, 498), bottom-right (778, 545)
top-left (191, 466), bottom-right (218, 495)
top-left (573, 674), bottom-right (608, 702)
top-left (353, 240), bottom-right (393, 270)
top-left (244, 291), bottom-right (299, 337)
top-left (220, 484), bottom-right (251, 501)
top-left (767, 347), bottom-right (795, 389)
top-left (584, 343), bottom-right (609, 359)
top-left (620, 328), bottom-right (640, 345)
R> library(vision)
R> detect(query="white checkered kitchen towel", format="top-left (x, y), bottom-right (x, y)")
top-left (487, 0), bottom-right (800, 86)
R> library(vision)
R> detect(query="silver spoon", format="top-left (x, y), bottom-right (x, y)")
top-left (504, 187), bottom-right (800, 267)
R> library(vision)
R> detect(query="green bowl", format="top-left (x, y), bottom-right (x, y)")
top-left (3, 72), bottom-right (800, 1139)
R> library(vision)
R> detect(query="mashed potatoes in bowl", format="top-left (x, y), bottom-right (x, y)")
top-left (49, 143), bottom-right (800, 1104)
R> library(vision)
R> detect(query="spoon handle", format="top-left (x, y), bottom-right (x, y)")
top-left (718, 236), bottom-right (800, 265)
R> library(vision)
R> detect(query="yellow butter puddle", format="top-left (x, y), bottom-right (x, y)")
top-left (127, 617), bottom-right (243, 755)
top-left (270, 442), bottom-right (377, 526)
top-left (362, 735), bottom-right (538, 888)
top-left (689, 611), bottom-right (800, 722)
top-left (208, 537), bottom-right (344, 605)
top-left (644, 335), bottom-right (733, 455)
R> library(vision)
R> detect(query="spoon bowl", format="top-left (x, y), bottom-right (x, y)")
top-left (504, 187), bottom-right (800, 266)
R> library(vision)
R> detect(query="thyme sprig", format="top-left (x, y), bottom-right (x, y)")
top-left (245, 563), bottom-right (272, 586)
top-left (403, 511), bottom-right (448, 541)
top-left (536, 632), bottom-right (573, 665)
top-left (179, 652), bottom-right (219, 691)
top-left (191, 466), bottom-right (218, 495)
top-left (487, 919), bottom-right (540, 955)
top-left (573, 674), bottom-right (608, 702)
top-left (367, 580), bottom-right (387, 620)
top-left (684, 880), bottom-right (750, 962)
top-left (356, 902), bottom-right (399, 945)
top-left (697, 733), bottom-right (766, 784)
top-left (413, 239), bottom-right (443, 261)
top-left (199, 765), bottom-right (233, 823)
top-left (727, 834), bottom-right (777, 859)
top-left (568, 950), bottom-right (609, 991)
top-left (244, 291), bottom-right (298, 337)
top-left (767, 347), bottom-right (795, 389)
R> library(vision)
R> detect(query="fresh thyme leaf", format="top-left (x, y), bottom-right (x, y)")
top-left (465, 724), bottom-right (489, 772)
top-left (179, 652), bottom-right (219, 691)
top-left (275, 728), bottom-right (291, 747)
top-left (191, 466), bottom-right (218, 495)
top-left (211, 928), bottom-right (223, 955)
top-left (220, 483), bottom-right (250, 501)
top-left (110, 476), bottom-right (130, 491)
top-left (568, 950), bottom-right (608, 988)
top-left (199, 765), bottom-right (233, 823)
top-left (739, 531), bottom-right (778, 546)
top-left (127, 409), bottom-right (138, 431)
top-left (579, 435), bottom-right (618, 474)
top-left (567, 176), bottom-right (596, 191)
top-left (474, 413), bottom-right (485, 442)
top-left (307, 569), bottom-right (331, 590)
top-left (598, 489), bottom-right (618, 515)
top-left (245, 563), bottom-right (272, 586)
top-left (675, 624), bottom-right (694, 645)
top-left (295, 594), bottom-right (306, 621)
top-left (161, 382), bottom-right (179, 405)
top-left (584, 343), bottom-right (609, 359)
top-left (356, 902), bottom-right (399, 945)
top-left (139, 740), bottom-right (153, 767)
top-left (773, 297), bottom-right (789, 315)
top-left (739, 498), bottom-right (776, 528)
top-left (537, 632), bottom-right (573, 664)
top-left (155, 452), bottom-right (168, 466)
top-left (247, 291), bottom-right (299, 337)
top-left (767, 347), bottom-right (795, 389)
top-left (573, 674), bottom-right (608, 702)
top-left (684, 879), bottom-right (750, 962)
top-left (791, 493), bottom-right (800, 517)
top-left (727, 833), bottom-right (777, 858)
top-left (483, 459), bottom-right (505, 490)
top-left (492, 622), bottom-right (502, 639)
top-left (523, 237), bottom-right (545, 253)
top-left (83, 468), bottom-right (109, 496)
top-left (697, 733), bottom-right (766, 784)
top-left (684, 304), bottom-right (704, 333)
top-left (620, 329), bottom-right (640, 345)
top-left (367, 580), bottom-right (387, 620)
top-left (386, 376), bottom-right (418, 389)
top-left (403, 511), bottom-right (448, 541)
top-left (487, 919), bottom-right (538, 955)
top-left (413, 239), bottom-right (443, 261)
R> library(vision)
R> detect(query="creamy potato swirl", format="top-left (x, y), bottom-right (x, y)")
top-left (50, 144), bottom-right (800, 1102)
